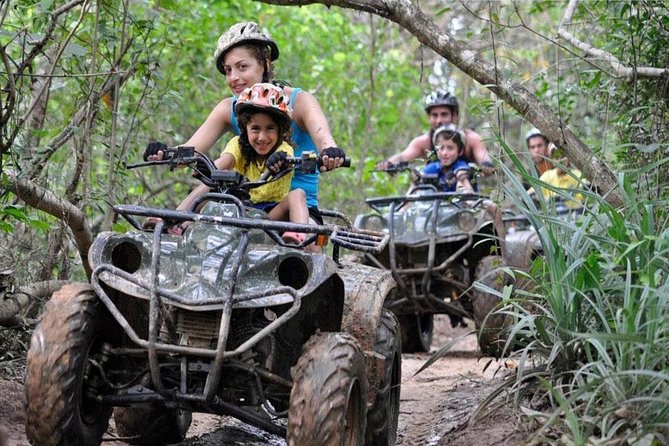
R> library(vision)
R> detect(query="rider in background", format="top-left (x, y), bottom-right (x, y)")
top-left (527, 148), bottom-right (587, 209)
top-left (523, 128), bottom-right (554, 189)
top-left (176, 83), bottom-right (309, 243)
top-left (422, 124), bottom-right (474, 193)
top-left (523, 128), bottom-right (588, 208)
top-left (525, 128), bottom-right (555, 175)
top-left (377, 90), bottom-right (494, 174)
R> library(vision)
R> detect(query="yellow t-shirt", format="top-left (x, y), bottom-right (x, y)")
top-left (222, 137), bottom-right (294, 204)
top-left (529, 167), bottom-right (586, 208)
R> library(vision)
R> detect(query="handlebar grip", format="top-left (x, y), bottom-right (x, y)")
top-left (342, 157), bottom-right (351, 168)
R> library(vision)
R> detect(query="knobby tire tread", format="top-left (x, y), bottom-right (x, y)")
top-left (287, 332), bottom-right (367, 446)
top-left (25, 283), bottom-right (112, 446)
top-left (472, 256), bottom-right (512, 357)
top-left (365, 310), bottom-right (401, 446)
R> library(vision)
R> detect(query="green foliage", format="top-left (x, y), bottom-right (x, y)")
top-left (570, 1), bottom-right (669, 174)
top-left (0, 205), bottom-right (50, 234)
top-left (2, 2), bottom-right (669, 443)
top-left (497, 148), bottom-right (669, 443)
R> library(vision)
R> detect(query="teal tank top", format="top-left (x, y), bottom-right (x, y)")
top-left (231, 87), bottom-right (320, 208)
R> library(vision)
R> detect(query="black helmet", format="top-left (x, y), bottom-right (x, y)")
top-left (424, 90), bottom-right (459, 113)
top-left (214, 22), bottom-right (279, 75)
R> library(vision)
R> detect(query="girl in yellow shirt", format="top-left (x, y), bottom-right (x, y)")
top-left (178, 83), bottom-right (308, 244)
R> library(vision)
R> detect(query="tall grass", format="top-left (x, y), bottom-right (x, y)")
top-left (498, 152), bottom-right (669, 444)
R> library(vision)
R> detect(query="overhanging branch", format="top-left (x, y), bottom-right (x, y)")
top-left (558, 0), bottom-right (667, 80)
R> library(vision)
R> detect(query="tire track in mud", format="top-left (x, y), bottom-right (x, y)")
top-left (395, 318), bottom-right (504, 446)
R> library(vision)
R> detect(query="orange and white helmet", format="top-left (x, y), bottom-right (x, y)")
top-left (235, 83), bottom-right (292, 122)
top-left (214, 22), bottom-right (279, 75)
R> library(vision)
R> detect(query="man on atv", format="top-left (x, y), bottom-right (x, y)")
top-left (524, 128), bottom-right (554, 188)
top-left (376, 90), bottom-right (494, 174)
top-left (522, 127), bottom-right (589, 208)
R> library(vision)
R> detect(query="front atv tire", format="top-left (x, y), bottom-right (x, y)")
top-left (287, 332), bottom-right (367, 446)
top-left (25, 283), bottom-right (113, 446)
top-left (366, 310), bottom-right (401, 446)
top-left (472, 256), bottom-right (512, 357)
top-left (397, 313), bottom-right (433, 353)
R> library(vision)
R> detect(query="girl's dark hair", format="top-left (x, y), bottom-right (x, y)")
top-left (237, 109), bottom-right (292, 169)
top-left (236, 43), bottom-right (275, 82)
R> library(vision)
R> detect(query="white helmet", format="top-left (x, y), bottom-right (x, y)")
top-left (525, 127), bottom-right (546, 143)
top-left (432, 123), bottom-right (466, 150)
top-left (214, 22), bottom-right (279, 75)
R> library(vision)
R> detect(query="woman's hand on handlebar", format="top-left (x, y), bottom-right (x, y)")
top-left (320, 147), bottom-right (347, 172)
top-left (143, 140), bottom-right (168, 161)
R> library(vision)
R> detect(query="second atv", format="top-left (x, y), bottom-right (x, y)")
top-left (355, 162), bottom-right (511, 356)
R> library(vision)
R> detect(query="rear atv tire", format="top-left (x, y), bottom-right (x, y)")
top-left (472, 256), bottom-right (512, 357)
top-left (365, 310), bottom-right (401, 446)
top-left (113, 403), bottom-right (191, 445)
top-left (287, 332), bottom-right (367, 446)
top-left (25, 283), bottom-right (113, 446)
top-left (397, 313), bottom-right (433, 353)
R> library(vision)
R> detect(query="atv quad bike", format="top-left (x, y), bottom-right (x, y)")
top-left (505, 196), bottom-right (586, 268)
top-left (354, 162), bottom-right (511, 355)
top-left (504, 198), bottom-right (585, 285)
top-left (24, 147), bottom-right (401, 446)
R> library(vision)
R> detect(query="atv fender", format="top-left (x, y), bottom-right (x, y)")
top-left (338, 261), bottom-right (396, 406)
top-left (504, 229), bottom-right (541, 270)
top-left (338, 261), bottom-right (396, 352)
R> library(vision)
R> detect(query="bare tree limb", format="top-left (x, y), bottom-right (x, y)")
top-left (0, 44), bottom-right (17, 157)
top-left (4, 172), bottom-right (93, 279)
top-left (256, 0), bottom-right (623, 206)
top-left (27, 36), bottom-right (137, 179)
top-left (558, 0), bottom-right (667, 80)
top-left (18, 1), bottom-right (91, 128)
top-left (15, 0), bottom-right (86, 75)
top-left (0, 0), bottom-right (86, 173)
top-left (0, 280), bottom-right (71, 324)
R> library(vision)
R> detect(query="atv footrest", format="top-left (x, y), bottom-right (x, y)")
top-left (330, 227), bottom-right (388, 254)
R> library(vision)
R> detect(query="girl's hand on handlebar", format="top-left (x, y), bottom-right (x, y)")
top-left (265, 151), bottom-right (289, 174)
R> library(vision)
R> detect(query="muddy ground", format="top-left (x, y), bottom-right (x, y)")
top-left (0, 315), bottom-right (530, 445)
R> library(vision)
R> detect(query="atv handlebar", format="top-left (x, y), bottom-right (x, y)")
top-left (374, 161), bottom-right (439, 186)
top-left (127, 147), bottom-right (351, 192)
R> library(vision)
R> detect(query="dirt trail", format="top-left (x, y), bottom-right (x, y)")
top-left (0, 316), bottom-right (527, 445)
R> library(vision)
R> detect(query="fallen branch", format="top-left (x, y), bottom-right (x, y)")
top-left (0, 280), bottom-right (71, 324)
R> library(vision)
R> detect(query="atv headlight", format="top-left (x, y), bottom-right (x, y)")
top-left (457, 211), bottom-right (476, 232)
top-left (110, 240), bottom-right (143, 273)
top-left (358, 215), bottom-right (387, 232)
